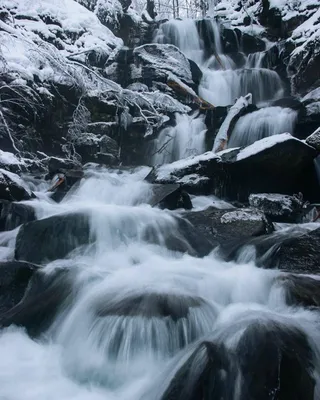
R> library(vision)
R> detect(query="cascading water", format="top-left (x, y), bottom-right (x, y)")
top-left (155, 19), bottom-right (285, 107)
top-left (1, 166), bottom-right (320, 399)
top-left (227, 106), bottom-right (298, 148)
top-left (151, 112), bottom-right (207, 165)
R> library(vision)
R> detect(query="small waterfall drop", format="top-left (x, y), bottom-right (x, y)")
top-left (151, 112), bottom-right (207, 165)
top-left (228, 107), bottom-right (298, 148)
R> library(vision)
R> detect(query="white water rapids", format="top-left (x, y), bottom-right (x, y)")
top-left (1, 166), bottom-right (320, 399)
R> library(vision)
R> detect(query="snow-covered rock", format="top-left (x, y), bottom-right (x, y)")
top-left (133, 44), bottom-right (195, 87)
top-left (148, 133), bottom-right (318, 200)
top-left (249, 193), bottom-right (304, 222)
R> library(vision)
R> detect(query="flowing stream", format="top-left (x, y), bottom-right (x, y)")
top-left (1, 166), bottom-right (320, 399)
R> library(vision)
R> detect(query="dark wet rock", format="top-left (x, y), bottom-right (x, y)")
top-left (204, 106), bottom-right (230, 149)
top-left (0, 201), bottom-right (36, 231)
top-left (158, 318), bottom-right (315, 400)
top-left (15, 213), bottom-right (91, 264)
top-left (0, 261), bottom-right (38, 315)
top-left (149, 184), bottom-right (193, 210)
top-left (96, 292), bottom-right (204, 321)
top-left (0, 268), bottom-right (73, 336)
top-left (220, 227), bottom-right (320, 274)
top-left (74, 134), bottom-right (119, 165)
top-left (279, 274), bottom-right (320, 309)
top-left (249, 193), bottom-right (304, 223)
top-left (236, 321), bottom-right (315, 400)
top-left (160, 341), bottom-right (235, 400)
top-left (183, 207), bottom-right (273, 249)
top-left (47, 157), bottom-right (82, 179)
top-left (0, 170), bottom-right (33, 202)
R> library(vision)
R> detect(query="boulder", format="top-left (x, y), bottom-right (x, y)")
top-left (183, 207), bottom-right (273, 249)
top-left (279, 274), bottom-right (320, 309)
top-left (0, 261), bottom-right (38, 315)
top-left (0, 170), bottom-right (33, 202)
top-left (0, 267), bottom-right (73, 336)
top-left (236, 321), bottom-right (315, 400)
top-left (149, 184), bottom-right (192, 210)
top-left (249, 193), bottom-right (305, 223)
top-left (133, 44), bottom-right (196, 88)
top-left (15, 213), bottom-right (91, 264)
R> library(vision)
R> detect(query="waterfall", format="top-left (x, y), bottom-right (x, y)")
top-left (228, 106), bottom-right (298, 148)
top-left (155, 19), bottom-right (285, 108)
top-left (151, 112), bottom-right (207, 165)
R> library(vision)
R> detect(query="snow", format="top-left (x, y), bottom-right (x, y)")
top-left (155, 151), bottom-right (220, 181)
top-left (291, 8), bottom-right (320, 57)
top-left (0, 151), bottom-right (24, 166)
top-left (134, 44), bottom-right (193, 84)
top-left (0, 0), bottom-right (122, 86)
top-left (236, 132), bottom-right (302, 161)
top-left (0, 168), bottom-right (32, 195)
top-left (177, 174), bottom-right (209, 185)
top-left (220, 209), bottom-right (264, 224)
top-left (302, 88), bottom-right (320, 103)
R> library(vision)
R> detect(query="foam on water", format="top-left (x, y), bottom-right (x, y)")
top-left (1, 166), bottom-right (320, 399)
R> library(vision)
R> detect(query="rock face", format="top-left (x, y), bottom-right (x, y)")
top-left (249, 193), bottom-right (304, 223)
top-left (148, 134), bottom-right (319, 201)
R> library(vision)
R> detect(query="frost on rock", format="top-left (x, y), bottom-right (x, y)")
top-left (143, 92), bottom-right (191, 114)
top-left (249, 192), bottom-right (304, 218)
top-left (306, 127), bottom-right (320, 151)
top-left (220, 209), bottom-right (266, 224)
top-left (133, 44), bottom-right (194, 85)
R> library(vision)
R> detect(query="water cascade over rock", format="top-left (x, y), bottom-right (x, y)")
top-left (0, 0), bottom-right (320, 399)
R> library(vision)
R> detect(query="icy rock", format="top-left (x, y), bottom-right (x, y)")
top-left (306, 127), bottom-right (320, 152)
top-left (133, 44), bottom-right (195, 87)
top-left (249, 193), bottom-right (304, 223)
top-left (220, 208), bottom-right (273, 236)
